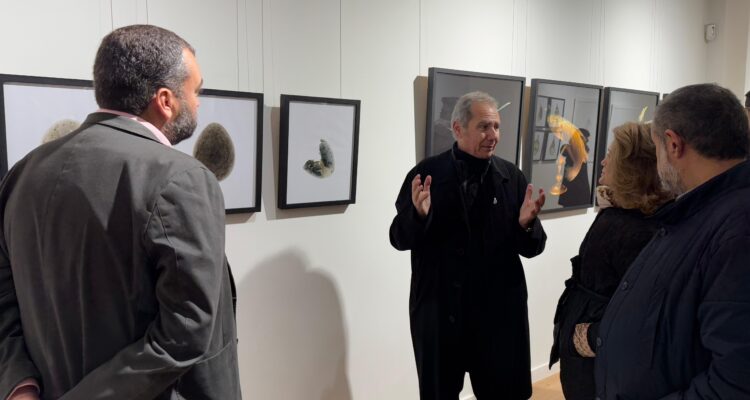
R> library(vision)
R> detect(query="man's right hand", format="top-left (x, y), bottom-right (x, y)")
top-left (411, 174), bottom-right (432, 218)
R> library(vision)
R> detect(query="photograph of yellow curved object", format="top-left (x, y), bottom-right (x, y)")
top-left (547, 114), bottom-right (588, 188)
top-left (638, 106), bottom-right (649, 122)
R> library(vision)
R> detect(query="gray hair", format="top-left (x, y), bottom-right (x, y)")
top-left (451, 91), bottom-right (499, 135)
top-left (93, 24), bottom-right (195, 115)
top-left (653, 83), bottom-right (749, 160)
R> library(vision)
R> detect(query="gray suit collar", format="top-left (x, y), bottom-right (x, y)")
top-left (82, 112), bottom-right (163, 144)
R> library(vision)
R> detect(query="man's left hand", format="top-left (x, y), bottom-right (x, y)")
top-left (519, 184), bottom-right (545, 229)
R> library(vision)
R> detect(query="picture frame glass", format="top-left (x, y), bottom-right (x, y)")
top-left (426, 69), bottom-right (524, 165)
top-left (604, 91), bottom-right (657, 148)
top-left (2, 81), bottom-right (95, 171)
top-left (524, 81), bottom-right (601, 213)
top-left (595, 89), bottom-right (659, 187)
top-left (173, 93), bottom-right (261, 212)
top-left (282, 99), bottom-right (358, 207)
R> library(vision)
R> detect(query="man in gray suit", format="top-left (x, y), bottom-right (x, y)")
top-left (0, 25), bottom-right (241, 399)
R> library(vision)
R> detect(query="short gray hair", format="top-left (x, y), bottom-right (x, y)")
top-left (653, 83), bottom-right (749, 159)
top-left (451, 91), bottom-right (499, 134)
top-left (93, 24), bottom-right (195, 115)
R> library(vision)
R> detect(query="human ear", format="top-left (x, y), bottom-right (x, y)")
top-left (452, 120), bottom-right (462, 138)
top-left (664, 129), bottom-right (685, 158)
top-left (153, 87), bottom-right (177, 120)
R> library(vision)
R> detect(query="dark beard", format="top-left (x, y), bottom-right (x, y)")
top-left (162, 98), bottom-right (197, 145)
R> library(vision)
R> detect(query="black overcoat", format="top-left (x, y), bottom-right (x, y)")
top-left (550, 207), bottom-right (659, 400)
top-left (390, 149), bottom-right (546, 398)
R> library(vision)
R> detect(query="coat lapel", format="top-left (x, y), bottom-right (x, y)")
top-left (489, 156), bottom-right (511, 208)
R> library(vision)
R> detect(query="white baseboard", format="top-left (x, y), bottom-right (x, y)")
top-left (532, 361), bottom-right (559, 382)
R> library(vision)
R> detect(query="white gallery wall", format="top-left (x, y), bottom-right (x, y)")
top-left (0, 0), bottom-right (746, 399)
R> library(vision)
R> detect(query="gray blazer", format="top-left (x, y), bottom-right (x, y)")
top-left (0, 113), bottom-right (241, 399)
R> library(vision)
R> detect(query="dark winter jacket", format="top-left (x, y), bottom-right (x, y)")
top-left (595, 160), bottom-right (750, 399)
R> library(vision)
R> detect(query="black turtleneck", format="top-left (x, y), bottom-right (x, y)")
top-left (452, 143), bottom-right (491, 211)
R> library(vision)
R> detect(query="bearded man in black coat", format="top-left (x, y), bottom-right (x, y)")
top-left (390, 91), bottom-right (547, 399)
top-left (595, 84), bottom-right (750, 399)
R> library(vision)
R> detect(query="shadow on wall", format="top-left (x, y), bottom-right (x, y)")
top-left (236, 249), bottom-right (352, 400)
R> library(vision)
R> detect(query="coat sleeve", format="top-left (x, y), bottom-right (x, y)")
top-left (59, 166), bottom-right (229, 400)
top-left (389, 167), bottom-right (432, 251)
top-left (658, 234), bottom-right (750, 400)
top-left (513, 171), bottom-right (546, 258)
top-left (0, 241), bottom-right (41, 399)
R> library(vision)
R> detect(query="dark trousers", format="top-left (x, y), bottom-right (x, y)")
top-left (560, 356), bottom-right (595, 400)
top-left (415, 324), bottom-right (530, 400)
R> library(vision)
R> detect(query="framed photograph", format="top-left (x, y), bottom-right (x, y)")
top-left (550, 98), bottom-right (565, 120)
top-left (543, 132), bottom-right (561, 161)
top-left (173, 88), bottom-right (264, 214)
top-left (0, 74), bottom-right (96, 177)
top-left (596, 87), bottom-right (659, 185)
top-left (534, 97), bottom-right (548, 128)
top-left (522, 79), bottom-right (603, 213)
top-left (278, 94), bottom-right (361, 209)
top-left (532, 130), bottom-right (545, 161)
top-left (0, 74), bottom-right (262, 214)
top-left (425, 67), bottom-right (525, 165)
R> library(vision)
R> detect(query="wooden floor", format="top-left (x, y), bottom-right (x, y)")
top-left (530, 373), bottom-right (564, 400)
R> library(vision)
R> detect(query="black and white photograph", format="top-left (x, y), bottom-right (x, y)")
top-left (522, 79), bottom-right (603, 213)
top-left (173, 88), bottom-right (263, 214)
top-left (596, 87), bottom-right (659, 184)
top-left (549, 98), bottom-right (565, 121)
top-left (0, 74), bottom-right (95, 177)
top-left (279, 95), bottom-right (360, 209)
top-left (425, 67), bottom-right (525, 165)
top-left (532, 130), bottom-right (545, 161)
top-left (535, 96), bottom-right (548, 128)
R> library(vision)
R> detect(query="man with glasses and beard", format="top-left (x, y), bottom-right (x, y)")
top-left (0, 25), bottom-right (240, 399)
top-left (594, 83), bottom-right (750, 399)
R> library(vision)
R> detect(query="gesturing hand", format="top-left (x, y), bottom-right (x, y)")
top-left (411, 174), bottom-right (432, 219)
top-left (519, 184), bottom-right (545, 229)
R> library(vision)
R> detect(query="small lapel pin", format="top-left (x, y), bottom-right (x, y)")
top-left (493, 197), bottom-right (498, 205)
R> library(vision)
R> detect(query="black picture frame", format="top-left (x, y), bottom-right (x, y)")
top-left (595, 87), bottom-right (659, 186)
top-left (278, 94), bottom-right (361, 209)
top-left (0, 73), bottom-right (263, 214)
top-left (535, 95), bottom-right (566, 163)
top-left (173, 88), bottom-right (264, 214)
top-left (522, 79), bottom-right (603, 213)
top-left (425, 67), bottom-right (525, 165)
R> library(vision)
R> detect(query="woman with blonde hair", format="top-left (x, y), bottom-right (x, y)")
top-left (549, 122), bottom-right (673, 399)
